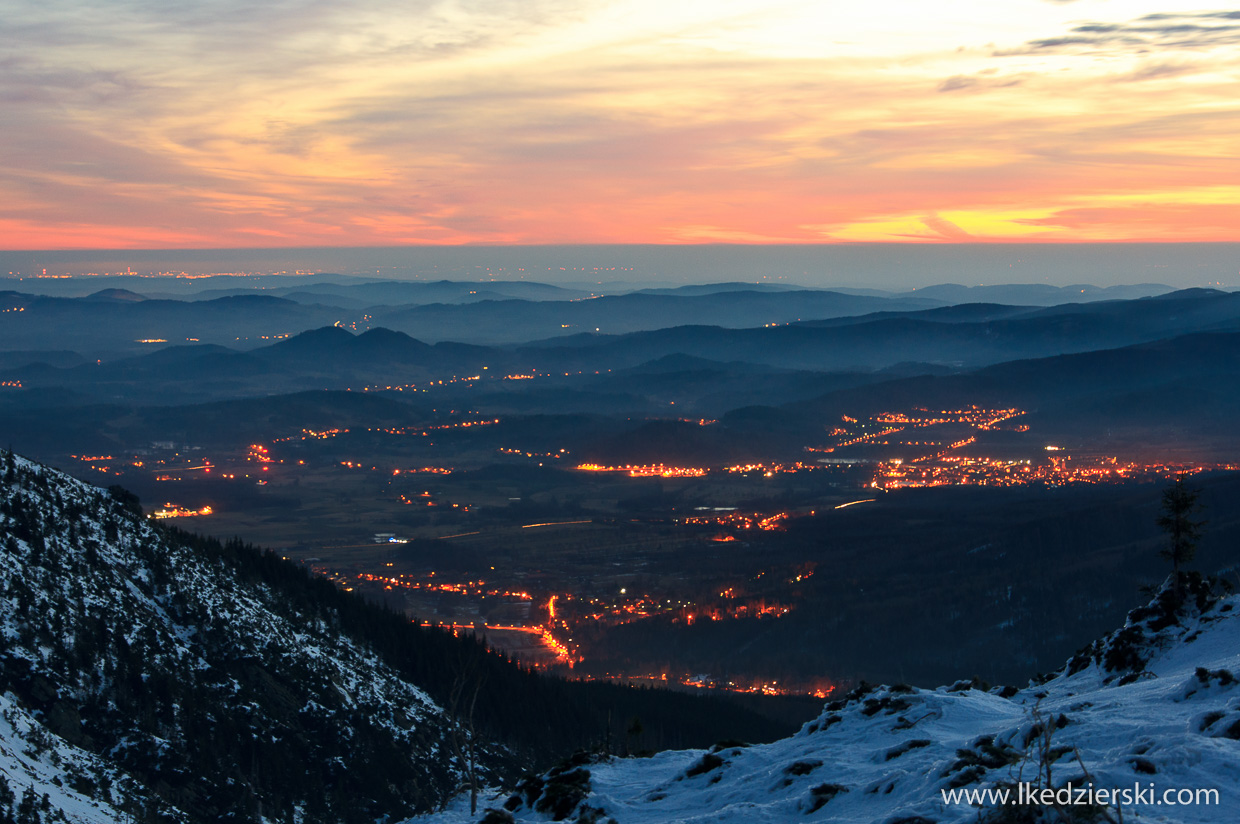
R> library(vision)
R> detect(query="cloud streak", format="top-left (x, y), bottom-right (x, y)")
top-left (1001, 9), bottom-right (1240, 55)
top-left (2, 1), bottom-right (1239, 247)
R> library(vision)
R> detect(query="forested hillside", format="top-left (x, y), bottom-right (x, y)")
top-left (0, 452), bottom-right (788, 823)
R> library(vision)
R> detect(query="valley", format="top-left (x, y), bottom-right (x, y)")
top-left (22, 384), bottom-right (1240, 697)
top-left (3, 269), bottom-right (1240, 823)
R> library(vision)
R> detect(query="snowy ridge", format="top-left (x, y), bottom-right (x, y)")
top-left (440, 584), bottom-right (1240, 824)
top-left (0, 453), bottom-right (489, 822)
top-left (0, 691), bottom-right (147, 823)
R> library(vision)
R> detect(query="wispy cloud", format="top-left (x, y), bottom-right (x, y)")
top-left (1000, 9), bottom-right (1240, 55)
top-left (2, 1), bottom-right (1239, 247)
top-left (921, 214), bottom-right (974, 240)
top-left (936, 69), bottom-right (1025, 93)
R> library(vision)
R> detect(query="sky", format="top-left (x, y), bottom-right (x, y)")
top-left (2, 0), bottom-right (1238, 249)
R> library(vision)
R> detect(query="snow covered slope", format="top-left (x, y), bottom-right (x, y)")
top-left (443, 581), bottom-right (1240, 824)
top-left (0, 452), bottom-right (497, 822)
top-left (0, 689), bottom-right (153, 823)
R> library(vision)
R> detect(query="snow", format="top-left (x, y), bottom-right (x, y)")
top-left (5, 452), bottom-right (1238, 824)
top-left (0, 453), bottom-right (470, 820)
top-left (0, 693), bottom-right (134, 824)
top-left (422, 590), bottom-right (1240, 824)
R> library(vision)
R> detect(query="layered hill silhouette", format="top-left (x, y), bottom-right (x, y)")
top-left (7, 316), bottom-right (1240, 460)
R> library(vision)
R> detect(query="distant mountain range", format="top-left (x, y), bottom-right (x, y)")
top-left (758, 329), bottom-right (1240, 444)
top-left (5, 287), bottom-right (1240, 457)
top-left (0, 277), bottom-right (1197, 356)
top-left (3, 280), bottom-right (1240, 474)
top-left (529, 289), bottom-right (1240, 372)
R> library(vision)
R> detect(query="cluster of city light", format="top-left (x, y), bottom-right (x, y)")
top-left (913, 435), bottom-right (978, 462)
top-left (683, 509), bottom-right (808, 532)
top-left (722, 461), bottom-right (818, 475)
top-left (535, 627), bottom-right (574, 666)
top-left (497, 448), bottom-right (568, 459)
top-left (397, 492), bottom-right (462, 509)
top-left (572, 672), bottom-right (832, 699)
top-left (575, 593), bottom-right (693, 625)
top-left (411, 620), bottom-right (574, 667)
top-left (369, 418), bottom-right (500, 436)
top-left (788, 568), bottom-right (814, 583)
top-left (875, 406), bottom-right (1023, 430)
top-left (247, 444), bottom-right (273, 464)
top-left (676, 598), bottom-right (793, 625)
top-left (328, 557), bottom-right (817, 683)
top-left (398, 493), bottom-right (434, 506)
top-left (274, 427), bottom-right (348, 442)
top-left (872, 455), bottom-right (1234, 490)
top-left (576, 463), bottom-right (708, 478)
top-left (0, 380), bottom-right (21, 388)
top-left (643, 416), bottom-right (718, 426)
top-left (149, 454), bottom-right (216, 481)
top-left (149, 503), bottom-right (214, 519)
top-left (816, 406), bottom-right (1028, 456)
top-left (818, 425), bottom-right (906, 452)
top-left (428, 418), bottom-right (498, 430)
top-left (350, 374), bottom-right (484, 393)
top-left (354, 571), bottom-right (531, 600)
top-left (681, 674), bottom-right (833, 698)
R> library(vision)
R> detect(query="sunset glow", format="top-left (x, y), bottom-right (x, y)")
top-left (3, 0), bottom-right (1238, 248)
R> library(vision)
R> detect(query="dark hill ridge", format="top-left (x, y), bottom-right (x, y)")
top-left (519, 288), bottom-right (1240, 373)
top-left (715, 329), bottom-right (1240, 452)
top-left (0, 290), bottom-right (348, 355)
top-left (0, 281), bottom-right (1228, 368)
top-left (257, 278), bottom-right (592, 306)
top-left (63, 284), bottom-right (1240, 386)
top-left (8, 286), bottom-right (1240, 417)
top-left (368, 289), bottom-right (945, 345)
top-left (613, 353), bottom-right (779, 375)
top-left (85, 287), bottom-right (148, 301)
top-left (632, 282), bottom-right (807, 295)
top-left (254, 327), bottom-right (497, 378)
top-left (12, 286), bottom-right (1240, 414)
top-left (0, 349), bottom-right (85, 370)
top-left (1016, 288), bottom-right (1240, 327)
top-left (894, 281), bottom-right (1172, 304)
top-left (795, 301), bottom-right (1036, 328)
top-left (1149, 287), bottom-right (1231, 300)
top-left (1, 327), bottom-right (508, 405)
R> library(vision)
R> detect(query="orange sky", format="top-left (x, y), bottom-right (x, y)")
top-left (2, 0), bottom-right (1238, 249)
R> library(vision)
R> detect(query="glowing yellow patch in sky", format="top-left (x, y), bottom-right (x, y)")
top-left (2, 0), bottom-right (1239, 247)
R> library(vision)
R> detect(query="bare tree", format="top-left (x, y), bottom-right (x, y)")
top-left (447, 647), bottom-right (488, 815)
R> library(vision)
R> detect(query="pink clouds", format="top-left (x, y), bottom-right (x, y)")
top-left (2, 2), bottom-right (1239, 248)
